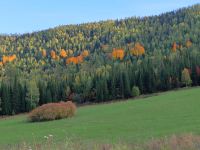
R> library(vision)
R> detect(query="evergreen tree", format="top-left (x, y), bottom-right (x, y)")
top-left (1, 83), bottom-right (12, 115)
top-left (12, 76), bottom-right (21, 114)
top-left (122, 71), bottom-right (131, 98)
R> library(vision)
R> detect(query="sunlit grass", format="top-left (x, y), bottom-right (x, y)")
top-left (0, 87), bottom-right (200, 146)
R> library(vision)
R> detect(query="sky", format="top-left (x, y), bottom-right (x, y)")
top-left (0, 0), bottom-right (199, 34)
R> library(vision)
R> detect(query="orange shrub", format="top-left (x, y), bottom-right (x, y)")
top-left (28, 101), bottom-right (76, 122)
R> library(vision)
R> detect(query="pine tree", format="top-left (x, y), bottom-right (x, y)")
top-left (0, 97), bottom-right (2, 115)
top-left (38, 80), bottom-right (46, 105)
top-left (1, 83), bottom-right (12, 115)
top-left (119, 71), bottom-right (125, 98)
top-left (12, 76), bottom-right (21, 114)
top-left (122, 71), bottom-right (131, 98)
top-left (46, 88), bottom-right (52, 103)
top-left (20, 84), bottom-right (26, 112)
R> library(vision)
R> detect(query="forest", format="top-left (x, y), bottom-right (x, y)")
top-left (0, 4), bottom-right (200, 115)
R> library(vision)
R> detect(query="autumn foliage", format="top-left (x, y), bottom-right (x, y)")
top-left (42, 49), bottom-right (47, 57)
top-left (66, 55), bottom-right (83, 64)
top-left (2, 54), bottom-right (17, 64)
top-left (50, 50), bottom-right (56, 59)
top-left (60, 49), bottom-right (67, 58)
top-left (130, 42), bottom-right (145, 56)
top-left (28, 101), bottom-right (77, 122)
top-left (112, 49), bottom-right (125, 60)
top-left (171, 42), bottom-right (177, 52)
top-left (186, 40), bottom-right (192, 48)
top-left (81, 50), bottom-right (89, 57)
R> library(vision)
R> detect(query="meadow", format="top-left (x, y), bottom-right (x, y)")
top-left (0, 87), bottom-right (200, 147)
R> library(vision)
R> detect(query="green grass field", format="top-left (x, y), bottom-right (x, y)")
top-left (0, 87), bottom-right (200, 146)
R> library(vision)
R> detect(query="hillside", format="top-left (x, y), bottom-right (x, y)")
top-left (0, 88), bottom-right (200, 146)
top-left (0, 5), bottom-right (200, 67)
top-left (0, 4), bottom-right (200, 115)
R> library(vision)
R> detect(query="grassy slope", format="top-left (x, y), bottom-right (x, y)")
top-left (0, 87), bottom-right (200, 145)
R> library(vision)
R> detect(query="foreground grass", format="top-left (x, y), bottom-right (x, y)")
top-left (0, 87), bottom-right (200, 146)
top-left (3, 134), bottom-right (200, 150)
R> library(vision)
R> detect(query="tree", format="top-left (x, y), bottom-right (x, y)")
top-left (81, 50), bottom-right (89, 57)
top-left (25, 80), bottom-right (40, 111)
top-left (171, 42), bottom-right (177, 52)
top-left (0, 97), bottom-right (2, 115)
top-left (20, 84), bottom-right (26, 112)
top-left (60, 49), bottom-right (67, 58)
top-left (50, 50), bottom-right (56, 59)
top-left (46, 88), bottom-right (52, 103)
top-left (42, 49), bottom-right (47, 57)
top-left (132, 86), bottom-right (140, 97)
top-left (1, 83), bottom-right (12, 115)
top-left (66, 55), bottom-right (83, 64)
top-left (181, 68), bottom-right (192, 86)
top-left (38, 80), bottom-right (46, 105)
top-left (96, 77), bottom-right (109, 102)
top-left (122, 71), bottom-right (131, 98)
top-left (12, 76), bottom-right (21, 114)
top-left (130, 42), bottom-right (145, 56)
top-left (186, 40), bottom-right (192, 48)
top-left (112, 49), bottom-right (125, 60)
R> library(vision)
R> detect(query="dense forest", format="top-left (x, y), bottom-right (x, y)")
top-left (0, 4), bottom-right (200, 115)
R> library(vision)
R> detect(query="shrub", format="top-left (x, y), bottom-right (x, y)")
top-left (28, 101), bottom-right (76, 122)
top-left (132, 86), bottom-right (140, 97)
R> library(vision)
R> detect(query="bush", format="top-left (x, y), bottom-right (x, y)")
top-left (132, 86), bottom-right (140, 97)
top-left (28, 101), bottom-right (76, 122)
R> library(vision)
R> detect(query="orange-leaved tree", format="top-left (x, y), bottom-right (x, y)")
top-left (130, 42), bottom-right (145, 56)
top-left (81, 50), bottom-right (89, 57)
top-left (66, 55), bottom-right (84, 65)
top-left (171, 42), bottom-right (177, 52)
top-left (2, 54), bottom-right (17, 64)
top-left (60, 49), bottom-right (67, 58)
top-left (0, 61), bottom-right (3, 67)
top-left (112, 48), bottom-right (125, 60)
top-left (50, 50), bottom-right (56, 59)
top-left (42, 49), bottom-right (47, 57)
top-left (9, 54), bottom-right (16, 62)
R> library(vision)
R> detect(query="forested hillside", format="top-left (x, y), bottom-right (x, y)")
top-left (0, 4), bottom-right (200, 115)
